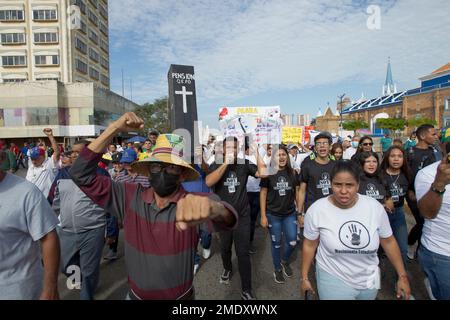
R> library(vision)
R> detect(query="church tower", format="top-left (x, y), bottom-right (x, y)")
top-left (382, 57), bottom-right (397, 96)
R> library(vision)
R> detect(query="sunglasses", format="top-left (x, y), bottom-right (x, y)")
top-left (149, 163), bottom-right (182, 175)
top-left (362, 142), bottom-right (374, 146)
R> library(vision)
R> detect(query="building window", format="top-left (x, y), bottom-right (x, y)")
top-left (100, 74), bottom-right (109, 85)
top-left (89, 47), bottom-right (99, 62)
top-left (35, 55), bottom-right (59, 66)
top-left (1, 55), bottom-right (26, 67)
top-left (36, 76), bottom-right (59, 81)
top-left (88, 29), bottom-right (98, 44)
top-left (1, 33), bottom-right (26, 44)
top-left (89, 67), bottom-right (99, 80)
top-left (34, 32), bottom-right (58, 44)
top-left (75, 38), bottom-right (87, 54)
top-left (99, 4), bottom-right (107, 19)
top-left (80, 20), bottom-right (87, 34)
top-left (100, 56), bottom-right (108, 69)
top-left (100, 38), bottom-right (108, 53)
top-left (2, 78), bottom-right (26, 83)
top-left (87, 9), bottom-right (98, 26)
top-left (0, 10), bottom-right (24, 21)
top-left (89, 0), bottom-right (98, 8)
top-left (71, 0), bottom-right (86, 14)
top-left (99, 21), bottom-right (108, 36)
top-left (33, 10), bottom-right (57, 21)
top-left (75, 59), bottom-right (88, 73)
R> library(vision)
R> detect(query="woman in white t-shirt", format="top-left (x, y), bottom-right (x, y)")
top-left (301, 160), bottom-right (411, 300)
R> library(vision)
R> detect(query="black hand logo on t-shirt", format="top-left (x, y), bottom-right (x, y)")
top-left (338, 221), bottom-right (371, 250)
top-left (224, 171), bottom-right (240, 194)
top-left (349, 224), bottom-right (361, 246)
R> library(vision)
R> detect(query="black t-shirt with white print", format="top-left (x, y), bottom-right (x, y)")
top-left (380, 171), bottom-right (410, 208)
top-left (260, 168), bottom-right (299, 216)
top-left (406, 146), bottom-right (437, 184)
top-left (209, 159), bottom-right (257, 215)
top-left (358, 174), bottom-right (390, 204)
top-left (299, 158), bottom-right (336, 211)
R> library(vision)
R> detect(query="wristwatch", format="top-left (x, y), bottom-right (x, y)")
top-left (431, 183), bottom-right (446, 196)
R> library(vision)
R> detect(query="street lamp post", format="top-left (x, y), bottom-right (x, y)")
top-left (338, 93), bottom-right (346, 138)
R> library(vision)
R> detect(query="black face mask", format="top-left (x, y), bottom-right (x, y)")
top-left (150, 171), bottom-right (180, 197)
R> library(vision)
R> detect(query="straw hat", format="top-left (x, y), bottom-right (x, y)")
top-left (131, 134), bottom-right (199, 181)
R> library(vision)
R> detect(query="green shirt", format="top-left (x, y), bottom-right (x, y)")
top-left (0, 150), bottom-right (16, 171)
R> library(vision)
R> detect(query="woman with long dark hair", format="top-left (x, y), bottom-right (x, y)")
top-left (260, 145), bottom-right (300, 284)
top-left (380, 146), bottom-right (413, 264)
top-left (357, 151), bottom-right (394, 212)
top-left (351, 136), bottom-right (375, 163)
top-left (331, 143), bottom-right (344, 161)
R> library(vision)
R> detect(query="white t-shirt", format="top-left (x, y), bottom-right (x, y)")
top-left (26, 157), bottom-right (60, 198)
top-left (245, 155), bottom-right (261, 192)
top-left (304, 195), bottom-right (393, 290)
top-left (343, 147), bottom-right (357, 160)
top-left (415, 161), bottom-right (450, 257)
top-left (0, 173), bottom-right (59, 299)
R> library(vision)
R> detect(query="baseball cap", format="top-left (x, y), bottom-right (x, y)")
top-left (287, 144), bottom-right (299, 150)
top-left (30, 147), bottom-right (45, 160)
top-left (120, 149), bottom-right (137, 163)
top-left (314, 131), bottom-right (332, 143)
top-left (111, 152), bottom-right (122, 163)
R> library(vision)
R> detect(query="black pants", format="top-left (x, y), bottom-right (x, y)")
top-left (247, 192), bottom-right (260, 243)
top-left (406, 195), bottom-right (424, 246)
top-left (219, 208), bottom-right (252, 292)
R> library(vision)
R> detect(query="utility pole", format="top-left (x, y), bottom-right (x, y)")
top-left (121, 69), bottom-right (124, 97)
top-left (338, 93), bottom-right (346, 138)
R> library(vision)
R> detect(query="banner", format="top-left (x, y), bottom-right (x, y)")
top-left (282, 127), bottom-right (303, 144)
top-left (219, 106), bottom-right (282, 145)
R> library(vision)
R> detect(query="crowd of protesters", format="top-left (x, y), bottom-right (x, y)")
top-left (1, 114), bottom-right (450, 301)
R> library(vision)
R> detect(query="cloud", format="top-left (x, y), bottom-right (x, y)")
top-left (109, 0), bottom-right (450, 112)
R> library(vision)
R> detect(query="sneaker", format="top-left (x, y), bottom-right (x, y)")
top-left (407, 245), bottom-right (416, 260)
top-left (202, 248), bottom-right (211, 259)
top-left (103, 249), bottom-right (118, 260)
top-left (220, 269), bottom-right (232, 284)
top-left (241, 290), bottom-right (257, 300)
top-left (249, 243), bottom-right (257, 254)
top-left (424, 278), bottom-right (436, 300)
top-left (281, 262), bottom-right (293, 278)
top-left (273, 270), bottom-right (285, 284)
top-left (194, 264), bottom-right (199, 275)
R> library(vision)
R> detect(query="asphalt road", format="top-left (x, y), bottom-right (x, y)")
top-left (15, 168), bottom-right (429, 300)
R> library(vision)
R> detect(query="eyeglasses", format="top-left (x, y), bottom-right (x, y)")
top-left (315, 142), bottom-right (330, 146)
top-left (362, 143), bottom-right (374, 146)
top-left (149, 163), bottom-right (183, 175)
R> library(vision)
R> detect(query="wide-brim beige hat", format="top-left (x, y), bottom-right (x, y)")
top-left (131, 134), bottom-right (199, 182)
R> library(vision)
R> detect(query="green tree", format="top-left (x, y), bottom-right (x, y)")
top-left (134, 97), bottom-right (170, 134)
top-left (407, 118), bottom-right (437, 128)
top-left (376, 118), bottom-right (407, 137)
top-left (343, 120), bottom-right (370, 133)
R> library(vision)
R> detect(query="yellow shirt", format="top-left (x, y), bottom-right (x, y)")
top-left (138, 152), bottom-right (149, 161)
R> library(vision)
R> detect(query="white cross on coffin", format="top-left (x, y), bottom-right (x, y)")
top-left (175, 86), bottom-right (193, 113)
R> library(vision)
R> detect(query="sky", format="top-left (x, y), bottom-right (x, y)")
top-left (108, 0), bottom-right (450, 128)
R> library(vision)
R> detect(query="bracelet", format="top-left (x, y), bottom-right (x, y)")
top-left (431, 183), bottom-right (446, 195)
top-left (398, 274), bottom-right (408, 280)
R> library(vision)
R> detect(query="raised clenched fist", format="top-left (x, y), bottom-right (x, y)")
top-left (112, 112), bottom-right (144, 133)
top-left (43, 128), bottom-right (53, 136)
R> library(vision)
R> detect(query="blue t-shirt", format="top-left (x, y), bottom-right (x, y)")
top-left (380, 137), bottom-right (393, 152)
top-left (182, 165), bottom-right (211, 193)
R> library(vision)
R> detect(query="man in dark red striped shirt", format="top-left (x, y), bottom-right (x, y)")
top-left (69, 112), bottom-right (238, 300)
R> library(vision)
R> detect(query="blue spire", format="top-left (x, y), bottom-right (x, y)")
top-left (383, 57), bottom-right (396, 95)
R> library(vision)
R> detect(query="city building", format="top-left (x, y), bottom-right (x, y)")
top-left (0, 81), bottom-right (138, 144)
top-left (281, 113), bottom-right (311, 126)
top-left (0, 0), bottom-right (110, 88)
top-left (342, 61), bottom-right (450, 135)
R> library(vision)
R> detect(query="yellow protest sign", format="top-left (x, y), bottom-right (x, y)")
top-left (282, 127), bottom-right (303, 144)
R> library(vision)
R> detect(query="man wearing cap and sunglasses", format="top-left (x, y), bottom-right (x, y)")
top-left (69, 112), bottom-right (238, 300)
top-left (26, 128), bottom-right (61, 198)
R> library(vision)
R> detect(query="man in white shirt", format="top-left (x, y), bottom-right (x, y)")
top-left (415, 148), bottom-right (450, 300)
top-left (288, 144), bottom-right (310, 173)
top-left (343, 135), bottom-right (360, 160)
top-left (26, 128), bottom-right (61, 198)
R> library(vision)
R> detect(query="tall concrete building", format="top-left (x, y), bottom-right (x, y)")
top-left (0, 0), bottom-right (110, 88)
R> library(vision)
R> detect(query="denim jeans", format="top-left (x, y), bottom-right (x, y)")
top-left (388, 206), bottom-right (408, 264)
top-left (266, 212), bottom-right (297, 271)
top-left (418, 245), bottom-right (450, 300)
top-left (316, 266), bottom-right (378, 300)
top-left (194, 228), bottom-right (212, 265)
